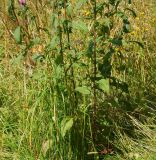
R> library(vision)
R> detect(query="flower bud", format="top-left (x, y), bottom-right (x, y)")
top-left (19, 0), bottom-right (26, 6)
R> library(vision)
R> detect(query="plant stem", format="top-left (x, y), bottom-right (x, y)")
top-left (92, 0), bottom-right (97, 143)
top-left (64, 0), bottom-right (77, 107)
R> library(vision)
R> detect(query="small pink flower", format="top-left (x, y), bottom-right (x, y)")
top-left (19, 0), bottom-right (26, 6)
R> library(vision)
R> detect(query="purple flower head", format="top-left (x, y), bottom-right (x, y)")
top-left (19, 0), bottom-right (26, 6)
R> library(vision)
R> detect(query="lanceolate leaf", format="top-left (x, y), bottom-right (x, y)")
top-left (61, 117), bottom-right (74, 138)
top-left (97, 79), bottom-right (110, 94)
top-left (75, 86), bottom-right (91, 95)
top-left (13, 26), bottom-right (22, 44)
top-left (72, 20), bottom-right (88, 32)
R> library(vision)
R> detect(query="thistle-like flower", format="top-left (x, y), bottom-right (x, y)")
top-left (19, 0), bottom-right (26, 6)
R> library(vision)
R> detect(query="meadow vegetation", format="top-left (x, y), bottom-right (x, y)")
top-left (0, 0), bottom-right (156, 159)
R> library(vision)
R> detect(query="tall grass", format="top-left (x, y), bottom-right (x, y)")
top-left (0, 0), bottom-right (156, 159)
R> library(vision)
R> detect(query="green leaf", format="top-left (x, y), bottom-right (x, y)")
top-left (49, 35), bottom-right (58, 49)
top-left (128, 0), bottom-right (132, 4)
top-left (13, 26), bottom-right (21, 44)
top-left (75, 86), bottom-right (91, 95)
top-left (32, 53), bottom-right (44, 62)
top-left (110, 38), bottom-right (123, 46)
top-left (98, 48), bottom-right (114, 78)
top-left (61, 117), bottom-right (74, 138)
top-left (8, 0), bottom-right (16, 20)
top-left (116, 11), bottom-right (125, 18)
top-left (72, 20), bottom-right (88, 32)
top-left (67, 4), bottom-right (72, 17)
top-left (103, 18), bottom-right (111, 27)
top-left (97, 79), bottom-right (110, 93)
top-left (32, 37), bottom-right (40, 44)
top-left (86, 40), bottom-right (94, 58)
top-left (54, 65), bottom-right (63, 79)
top-left (98, 62), bottom-right (112, 78)
top-left (11, 52), bottom-right (23, 64)
top-left (51, 14), bottom-right (58, 29)
top-left (55, 54), bottom-right (63, 65)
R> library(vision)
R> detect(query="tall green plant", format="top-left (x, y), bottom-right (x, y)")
top-left (3, 0), bottom-right (156, 160)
